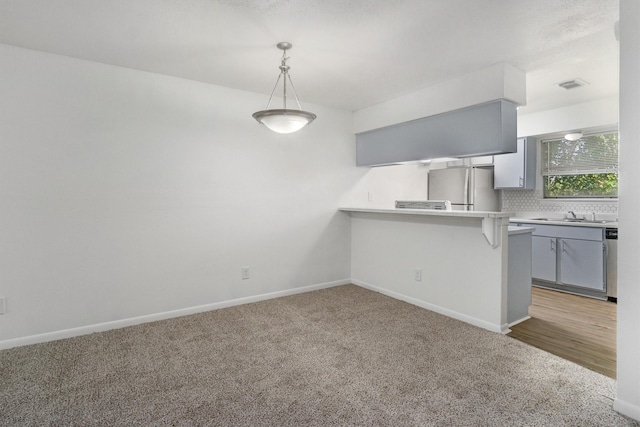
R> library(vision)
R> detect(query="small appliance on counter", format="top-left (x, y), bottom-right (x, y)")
top-left (428, 167), bottom-right (499, 211)
top-left (395, 200), bottom-right (452, 210)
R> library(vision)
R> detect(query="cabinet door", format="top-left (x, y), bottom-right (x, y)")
top-left (494, 138), bottom-right (526, 188)
top-left (559, 239), bottom-right (605, 290)
top-left (532, 236), bottom-right (557, 282)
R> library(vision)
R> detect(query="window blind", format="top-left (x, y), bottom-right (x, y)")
top-left (541, 132), bottom-right (619, 176)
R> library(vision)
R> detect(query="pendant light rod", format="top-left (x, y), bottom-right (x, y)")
top-left (287, 70), bottom-right (304, 110)
top-left (264, 42), bottom-right (304, 111)
top-left (281, 46), bottom-right (288, 110)
top-left (264, 73), bottom-right (283, 110)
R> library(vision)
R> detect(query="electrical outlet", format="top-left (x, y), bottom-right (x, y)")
top-left (241, 266), bottom-right (250, 280)
top-left (368, 191), bottom-right (374, 202)
top-left (0, 297), bottom-right (5, 315)
top-left (414, 268), bottom-right (422, 282)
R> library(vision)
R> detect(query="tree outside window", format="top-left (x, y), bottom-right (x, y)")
top-left (542, 132), bottom-right (618, 198)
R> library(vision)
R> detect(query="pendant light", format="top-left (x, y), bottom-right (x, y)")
top-left (252, 42), bottom-right (317, 134)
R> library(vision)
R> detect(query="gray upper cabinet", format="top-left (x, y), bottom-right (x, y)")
top-left (355, 100), bottom-right (518, 167)
top-left (493, 137), bottom-right (536, 189)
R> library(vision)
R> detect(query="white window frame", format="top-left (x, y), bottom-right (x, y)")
top-left (541, 131), bottom-right (619, 199)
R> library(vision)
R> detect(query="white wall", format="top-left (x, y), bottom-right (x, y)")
top-left (0, 44), bottom-right (357, 345)
top-left (353, 63), bottom-right (526, 133)
top-left (346, 164), bottom-right (429, 208)
top-left (614, 0), bottom-right (640, 421)
top-left (517, 96), bottom-right (618, 138)
top-left (350, 213), bottom-right (509, 333)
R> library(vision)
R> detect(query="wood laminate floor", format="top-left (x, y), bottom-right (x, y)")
top-left (508, 287), bottom-right (617, 378)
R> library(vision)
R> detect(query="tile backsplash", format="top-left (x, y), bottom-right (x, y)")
top-left (502, 189), bottom-right (618, 216)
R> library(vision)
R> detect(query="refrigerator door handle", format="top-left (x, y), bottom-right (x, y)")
top-left (465, 168), bottom-right (471, 205)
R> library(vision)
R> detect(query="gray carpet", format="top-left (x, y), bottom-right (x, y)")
top-left (1, 284), bottom-right (637, 426)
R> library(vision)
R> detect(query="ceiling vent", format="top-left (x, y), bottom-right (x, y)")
top-left (557, 78), bottom-right (589, 90)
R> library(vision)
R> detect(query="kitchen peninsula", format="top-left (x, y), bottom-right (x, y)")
top-left (340, 207), bottom-right (531, 333)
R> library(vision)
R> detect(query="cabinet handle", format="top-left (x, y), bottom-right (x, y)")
top-left (562, 240), bottom-right (567, 253)
top-left (551, 239), bottom-right (556, 251)
top-left (519, 177), bottom-right (524, 187)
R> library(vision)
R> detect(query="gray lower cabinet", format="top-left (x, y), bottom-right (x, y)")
top-left (514, 223), bottom-right (606, 296)
top-left (508, 230), bottom-right (533, 324)
top-left (531, 236), bottom-right (556, 282)
top-left (558, 238), bottom-right (605, 290)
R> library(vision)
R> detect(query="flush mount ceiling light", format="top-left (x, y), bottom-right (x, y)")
top-left (564, 132), bottom-right (583, 141)
top-left (252, 42), bottom-right (317, 134)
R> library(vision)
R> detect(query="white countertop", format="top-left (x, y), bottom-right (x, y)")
top-left (340, 207), bottom-right (512, 248)
top-left (339, 208), bottom-right (618, 228)
top-left (510, 218), bottom-right (618, 229)
top-left (508, 226), bottom-right (535, 236)
top-left (339, 207), bottom-right (512, 219)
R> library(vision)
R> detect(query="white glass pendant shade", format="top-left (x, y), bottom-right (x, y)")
top-left (252, 109), bottom-right (317, 134)
top-left (253, 42), bottom-right (316, 134)
top-left (564, 132), bottom-right (583, 141)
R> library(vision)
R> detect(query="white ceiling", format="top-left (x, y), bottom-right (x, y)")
top-left (0, 0), bottom-right (619, 114)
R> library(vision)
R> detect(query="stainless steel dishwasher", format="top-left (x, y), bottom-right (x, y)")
top-left (606, 228), bottom-right (618, 301)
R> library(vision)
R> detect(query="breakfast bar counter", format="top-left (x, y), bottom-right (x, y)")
top-left (339, 207), bottom-right (513, 248)
top-left (339, 207), bottom-right (524, 333)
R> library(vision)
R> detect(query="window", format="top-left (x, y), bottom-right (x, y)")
top-left (542, 131), bottom-right (618, 198)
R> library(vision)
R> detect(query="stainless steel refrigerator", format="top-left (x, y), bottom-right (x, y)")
top-left (428, 167), bottom-right (498, 211)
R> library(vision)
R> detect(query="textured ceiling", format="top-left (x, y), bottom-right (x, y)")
top-left (0, 0), bottom-right (619, 114)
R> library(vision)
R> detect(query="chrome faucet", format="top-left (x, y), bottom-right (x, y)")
top-left (566, 211), bottom-right (586, 221)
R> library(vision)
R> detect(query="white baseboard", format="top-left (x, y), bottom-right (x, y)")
top-left (0, 279), bottom-right (350, 351)
top-left (352, 279), bottom-right (507, 334)
top-left (509, 315), bottom-right (531, 327)
top-left (614, 398), bottom-right (640, 423)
